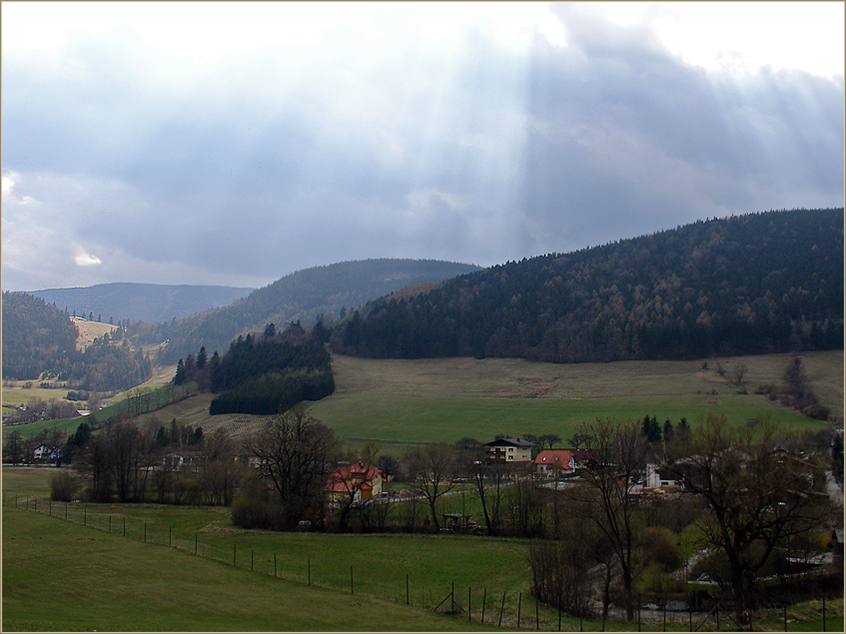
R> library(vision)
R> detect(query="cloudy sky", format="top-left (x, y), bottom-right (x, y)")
top-left (2, 2), bottom-right (843, 291)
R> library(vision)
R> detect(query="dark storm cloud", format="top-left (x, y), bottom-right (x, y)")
top-left (516, 9), bottom-right (844, 253)
top-left (2, 4), bottom-right (842, 290)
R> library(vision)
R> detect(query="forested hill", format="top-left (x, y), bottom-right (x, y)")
top-left (331, 209), bottom-right (844, 363)
top-left (31, 283), bottom-right (254, 325)
top-left (2, 292), bottom-right (152, 390)
top-left (149, 259), bottom-right (480, 364)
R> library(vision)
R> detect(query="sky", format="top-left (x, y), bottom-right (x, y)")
top-left (2, 1), bottom-right (843, 292)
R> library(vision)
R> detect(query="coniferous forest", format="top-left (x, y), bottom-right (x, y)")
top-left (331, 209), bottom-right (844, 363)
top-left (190, 324), bottom-right (335, 416)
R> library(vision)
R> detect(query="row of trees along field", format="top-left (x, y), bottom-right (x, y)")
top-left (171, 321), bottom-right (335, 416)
top-left (331, 209), bottom-right (844, 363)
top-left (1, 291), bottom-right (152, 391)
top-left (45, 403), bottom-right (841, 624)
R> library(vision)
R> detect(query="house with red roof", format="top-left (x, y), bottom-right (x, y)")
top-left (534, 449), bottom-right (576, 478)
top-left (325, 462), bottom-right (385, 503)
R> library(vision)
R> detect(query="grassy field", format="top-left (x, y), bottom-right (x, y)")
top-left (4, 350), bottom-right (841, 450)
top-left (308, 351), bottom-right (840, 451)
top-left (3, 467), bottom-right (842, 632)
top-left (2, 507), bottom-right (495, 632)
top-left (152, 350), bottom-right (842, 452)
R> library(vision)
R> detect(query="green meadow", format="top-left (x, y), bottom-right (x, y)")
top-left (4, 350), bottom-right (840, 448)
top-left (3, 468), bottom-right (842, 631)
top-left (2, 507), bottom-right (492, 632)
top-left (310, 351), bottom-right (840, 450)
top-left (2, 350), bottom-right (842, 630)
top-left (0, 469), bottom-right (597, 631)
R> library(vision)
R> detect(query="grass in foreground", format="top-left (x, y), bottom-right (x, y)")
top-left (4, 468), bottom-right (842, 632)
top-left (2, 507), bottom-right (489, 632)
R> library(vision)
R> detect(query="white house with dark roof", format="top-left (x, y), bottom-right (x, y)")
top-left (484, 437), bottom-right (533, 463)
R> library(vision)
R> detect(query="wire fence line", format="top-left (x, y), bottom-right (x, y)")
top-left (5, 494), bottom-right (841, 632)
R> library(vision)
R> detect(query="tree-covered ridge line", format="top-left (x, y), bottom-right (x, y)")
top-left (30, 282), bottom-right (255, 326)
top-left (331, 209), bottom-right (844, 363)
top-left (1, 291), bottom-right (152, 391)
top-left (145, 258), bottom-right (480, 365)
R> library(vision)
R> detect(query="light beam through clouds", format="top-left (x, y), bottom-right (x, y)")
top-left (2, 2), bottom-right (842, 291)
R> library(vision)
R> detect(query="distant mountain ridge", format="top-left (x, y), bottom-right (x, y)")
top-left (331, 209), bottom-right (844, 363)
top-left (31, 283), bottom-right (254, 324)
top-left (144, 259), bottom-right (481, 364)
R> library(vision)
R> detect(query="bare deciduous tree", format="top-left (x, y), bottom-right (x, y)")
top-left (571, 418), bottom-right (650, 621)
top-left (409, 443), bottom-right (457, 530)
top-left (245, 405), bottom-right (340, 530)
top-left (666, 414), bottom-right (835, 622)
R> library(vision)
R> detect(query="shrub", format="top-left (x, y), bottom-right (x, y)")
top-left (231, 476), bottom-right (286, 530)
top-left (49, 470), bottom-right (80, 502)
top-left (802, 403), bottom-right (831, 421)
top-left (528, 541), bottom-right (595, 618)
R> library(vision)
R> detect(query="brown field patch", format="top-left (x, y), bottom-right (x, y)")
top-left (71, 316), bottom-right (118, 350)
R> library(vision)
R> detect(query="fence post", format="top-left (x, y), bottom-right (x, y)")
top-left (822, 596), bottom-right (826, 632)
top-left (451, 582), bottom-right (455, 613)
top-left (108, 516), bottom-right (111, 533)
top-left (194, 533), bottom-right (198, 555)
top-left (499, 591), bottom-right (506, 628)
top-left (783, 606), bottom-right (787, 632)
top-left (34, 497), bottom-right (37, 512)
top-left (482, 588), bottom-right (487, 624)
top-left (65, 502), bottom-right (68, 520)
top-left (518, 592), bottom-right (522, 629)
top-left (536, 596), bottom-right (539, 630)
top-left (468, 587), bottom-right (472, 622)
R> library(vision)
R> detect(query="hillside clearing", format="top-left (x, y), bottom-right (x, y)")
top-left (71, 316), bottom-right (118, 350)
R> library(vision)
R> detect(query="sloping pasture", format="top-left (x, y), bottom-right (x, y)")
top-left (2, 507), bottom-right (491, 632)
top-left (310, 352), bottom-right (839, 451)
